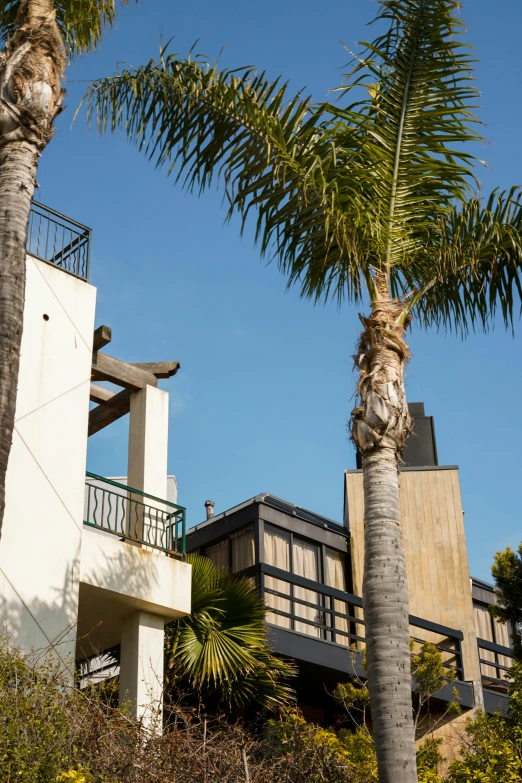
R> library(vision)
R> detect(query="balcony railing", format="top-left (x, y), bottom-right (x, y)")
top-left (242, 563), bottom-right (465, 682)
top-left (478, 637), bottom-right (515, 694)
top-left (27, 201), bottom-right (91, 281)
top-left (84, 473), bottom-right (186, 556)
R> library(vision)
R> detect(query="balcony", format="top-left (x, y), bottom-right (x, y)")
top-left (241, 562), bottom-right (469, 704)
top-left (187, 492), bottom-right (474, 710)
top-left (84, 473), bottom-right (186, 556)
top-left (27, 201), bottom-right (91, 281)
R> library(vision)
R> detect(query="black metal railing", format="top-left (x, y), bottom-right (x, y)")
top-left (27, 201), bottom-right (91, 280)
top-left (84, 473), bottom-right (186, 556)
top-left (478, 637), bottom-right (514, 693)
top-left (241, 563), bottom-right (465, 681)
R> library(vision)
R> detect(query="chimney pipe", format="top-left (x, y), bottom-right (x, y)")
top-left (204, 500), bottom-right (215, 520)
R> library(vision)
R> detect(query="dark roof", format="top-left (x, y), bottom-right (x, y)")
top-left (187, 492), bottom-right (346, 537)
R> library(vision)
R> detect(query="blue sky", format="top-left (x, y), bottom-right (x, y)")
top-left (37, 0), bottom-right (522, 581)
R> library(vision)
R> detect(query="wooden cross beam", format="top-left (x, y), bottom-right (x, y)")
top-left (92, 352), bottom-right (158, 391)
top-left (88, 325), bottom-right (181, 437)
top-left (89, 388), bottom-right (132, 437)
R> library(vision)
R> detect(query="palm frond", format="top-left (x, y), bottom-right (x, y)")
top-left (0, 0), bottom-right (132, 57)
top-left (402, 188), bottom-right (522, 333)
top-left (167, 555), bottom-right (295, 708)
top-left (327, 0), bottom-right (483, 274)
top-left (83, 50), bottom-right (374, 303)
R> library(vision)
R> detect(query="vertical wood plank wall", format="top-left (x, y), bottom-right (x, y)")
top-left (345, 467), bottom-right (481, 685)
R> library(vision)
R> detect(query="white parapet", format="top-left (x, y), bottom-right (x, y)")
top-left (78, 527), bottom-right (191, 727)
top-left (0, 255), bottom-right (96, 664)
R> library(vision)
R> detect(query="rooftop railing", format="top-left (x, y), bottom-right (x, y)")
top-left (27, 201), bottom-right (91, 281)
top-left (241, 562), bottom-right (465, 682)
top-left (84, 473), bottom-right (186, 556)
top-left (478, 637), bottom-right (514, 694)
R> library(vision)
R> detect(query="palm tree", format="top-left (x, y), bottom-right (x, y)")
top-left (84, 1), bottom-right (522, 779)
top-left (166, 554), bottom-right (295, 709)
top-left (0, 0), bottom-right (131, 539)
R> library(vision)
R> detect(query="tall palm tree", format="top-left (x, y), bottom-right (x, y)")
top-left (166, 554), bottom-right (295, 709)
top-left (0, 0), bottom-right (130, 539)
top-left (84, 1), bottom-right (522, 779)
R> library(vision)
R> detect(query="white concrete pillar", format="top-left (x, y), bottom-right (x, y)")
top-left (123, 387), bottom-right (169, 729)
top-left (127, 385), bottom-right (169, 499)
top-left (119, 610), bottom-right (165, 730)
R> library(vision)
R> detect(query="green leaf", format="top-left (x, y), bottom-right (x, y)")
top-left (0, 0), bottom-right (133, 57)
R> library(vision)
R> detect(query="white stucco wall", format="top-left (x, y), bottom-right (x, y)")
top-left (0, 256), bottom-right (96, 664)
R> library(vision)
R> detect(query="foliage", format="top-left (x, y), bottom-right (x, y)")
top-left (0, 0), bottom-right (133, 57)
top-left (0, 641), bottom-right (71, 782)
top-left (165, 554), bottom-right (295, 709)
top-left (0, 638), bottom-right (371, 783)
top-left (446, 662), bottom-right (522, 783)
top-left (85, 0), bottom-right (522, 331)
top-left (490, 543), bottom-right (522, 660)
top-left (331, 641), bottom-right (456, 780)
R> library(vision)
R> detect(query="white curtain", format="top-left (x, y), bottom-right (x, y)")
top-left (264, 526), bottom-right (291, 628)
top-left (324, 548), bottom-right (350, 647)
top-left (231, 527), bottom-right (255, 573)
top-left (293, 538), bottom-right (321, 638)
top-left (206, 539), bottom-right (228, 571)
top-left (494, 618), bottom-right (513, 681)
top-left (474, 604), bottom-right (497, 680)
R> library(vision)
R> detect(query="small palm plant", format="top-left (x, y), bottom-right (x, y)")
top-left (0, 0), bottom-right (131, 539)
top-left (85, 1), bottom-right (522, 779)
top-left (166, 555), bottom-right (295, 710)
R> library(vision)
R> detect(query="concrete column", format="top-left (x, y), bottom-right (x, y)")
top-left (123, 387), bottom-right (169, 729)
top-left (127, 385), bottom-right (169, 499)
top-left (119, 610), bottom-right (165, 730)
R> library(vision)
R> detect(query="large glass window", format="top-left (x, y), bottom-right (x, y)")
top-left (292, 537), bottom-right (321, 638)
top-left (325, 547), bottom-right (350, 646)
top-left (264, 526), bottom-right (291, 628)
top-left (231, 526), bottom-right (255, 573)
top-left (206, 539), bottom-right (228, 571)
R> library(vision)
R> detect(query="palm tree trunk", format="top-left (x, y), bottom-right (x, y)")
top-left (352, 300), bottom-right (417, 783)
top-left (0, 0), bottom-right (65, 538)
top-left (0, 141), bottom-right (38, 534)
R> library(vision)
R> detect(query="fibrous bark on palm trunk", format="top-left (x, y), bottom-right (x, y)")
top-left (0, 0), bottom-right (65, 537)
top-left (352, 300), bottom-right (417, 783)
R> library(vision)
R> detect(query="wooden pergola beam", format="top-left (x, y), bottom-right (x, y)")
top-left (133, 361), bottom-right (180, 379)
top-left (93, 324), bottom-right (112, 352)
top-left (91, 352), bottom-right (158, 391)
top-left (88, 388), bottom-right (132, 437)
top-left (90, 383), bottom-right (116, 404)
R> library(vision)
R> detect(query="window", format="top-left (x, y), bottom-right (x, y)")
top-left (324, 547), bottom-right (350, 646)
top-left (474, 602), bottom-right (513, 682)
top-left (264, 525), bottom-right (291, 629)
top-left (231, 526), bottom-right (255, 573)
top-left (292, 537), bottom-right (321, 638)
top-left (206, 539), bottom-right (228, 571)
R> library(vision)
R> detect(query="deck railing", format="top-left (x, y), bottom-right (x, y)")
top-left (84, 473), bottom-right (186, 556)
top-left (27, 201), bottom-right (91, 280)
top-left (478, 637), bottom-right (514, 693)
top-left (241, 563), bottom-right (465, 681)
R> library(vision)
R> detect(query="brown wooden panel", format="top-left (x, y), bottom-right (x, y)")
top-left (89, 388), bottom-right (132, 436)
top-left (91, 352), bottom-right (157, 390)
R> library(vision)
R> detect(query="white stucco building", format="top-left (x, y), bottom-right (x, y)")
top-left (0, 201), bottom-right (191, 727)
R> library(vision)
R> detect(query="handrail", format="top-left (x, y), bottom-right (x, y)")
top-left (241, 562), bottom-right (465, 679)
top-left (27, 201), bottom-right (91, 280)
top-left (86, 471), bottom-right (184, 512)
top-left (477, 637), bottom-right (514, 658)
top-left (84, 473), bottom-right (186, 555)
top-left (254, 563), bottom-right (464, 640)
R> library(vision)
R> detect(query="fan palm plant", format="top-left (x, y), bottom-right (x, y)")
top-left (0, 0), bottom-right (131, 539)
top-left (84, 1), bottom-right (522, 779)
top-left (165, 554), bottom-right (295, 709)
